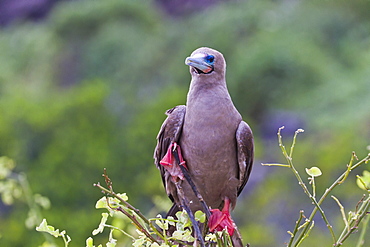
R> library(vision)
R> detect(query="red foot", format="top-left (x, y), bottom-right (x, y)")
top-left (208, 197), bottom-right (236, 236)
top-left (160, 142), bottom-right (187, 181)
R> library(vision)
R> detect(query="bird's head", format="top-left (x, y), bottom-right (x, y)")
top-left (185, 47), bottom-right (226, 78)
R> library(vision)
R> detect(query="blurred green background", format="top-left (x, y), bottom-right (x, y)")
top-left (0, 0), bottom-right (369, 246)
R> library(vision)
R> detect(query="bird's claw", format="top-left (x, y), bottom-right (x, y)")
top-left (208, 197), bottom-right (236, 236)
top-left (160, 142), bottom-right (187, 181)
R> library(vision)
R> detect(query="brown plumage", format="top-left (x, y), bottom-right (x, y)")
top-left (154, 47), bottom-right (254, 220)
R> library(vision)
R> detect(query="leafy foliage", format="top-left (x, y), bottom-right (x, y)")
top-left (33, 134), bottom-right (370, 247)
top-left (36, 219), bottom-right (71, 246)
top-left (263, 127), bottom-right (370, 246)
top-left (35, 170), bottom-right (231, 247)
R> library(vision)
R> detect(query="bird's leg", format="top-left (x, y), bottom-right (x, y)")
top-left (159, 142), bottom-right (187, 181)
top-left (208, 197), bottom-right (236, 236)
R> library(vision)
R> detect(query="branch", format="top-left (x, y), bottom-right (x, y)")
top-left (94, 171), bottom-right (163, 244)
top-left (287, 210), bottom-right (305, 246)
top-left (276, 127), bottom-right (336, 245)
top-left (335, 195), bottom-right (370, 246)
top-left (276, 127), bottom-right (370, 246)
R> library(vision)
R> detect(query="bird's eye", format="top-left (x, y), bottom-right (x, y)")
top-left (206, 55), bottom-right (214, 64)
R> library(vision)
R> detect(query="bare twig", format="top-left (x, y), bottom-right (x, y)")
top-left (276, 127), bottom-right (370, 247)
top-left (331, 196), bottom-right (349, 232)
top-left (356, 212), bottom-right (370, 247)
top-left (276, 127), bottom-right (336, 245)
top-left (335, 195), bottom-right (370, 246)
top-left (339, 152), bottom-right (358, 184)
top-left (287, 210), bottom-right (305, 246)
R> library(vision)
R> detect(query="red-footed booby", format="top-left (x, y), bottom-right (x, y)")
top-left (154, 47), bottom-right (254, 238)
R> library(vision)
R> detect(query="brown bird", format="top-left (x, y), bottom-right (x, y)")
top-left (154, 47), bottom-right (254, 237)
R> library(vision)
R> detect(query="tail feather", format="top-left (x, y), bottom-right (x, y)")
top-left (166, 203), bottom-right (180, 218)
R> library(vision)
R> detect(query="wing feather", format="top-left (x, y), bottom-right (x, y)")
top-left (154, 105), bottom-right (186, 202)
top-left (236, 121), bottom-right (254, 196)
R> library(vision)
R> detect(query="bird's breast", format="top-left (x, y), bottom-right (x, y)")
top-left (181, 97), bottom-right (240, 171)
top-left (179, 103), bottom-right (240, 208)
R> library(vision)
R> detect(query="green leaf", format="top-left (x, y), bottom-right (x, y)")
top-left (172, 229), bottom-right (195, 242)
top-left (205, 233), bottom-right (217, 242)
top-left (36, 219), bottom-right (50, 232)
top-left (305, 167), bottom-right (322, 177)
top-left (106, 238), bottom-right (117, 247)
top-left (95, 197), bottom-right (108, 209)
top-left (166, 216), bottom-right (176, 226)
top-left (155, 215), bottom-right (168, 230)
top-left (132, 236), bottom-right (146, 247)
top-left (175, 210), bottom-right (191, 231)
top-left (356, 170), bottom-right (370, 191)
top-left (86, 237), bottom-right (94, 247)
top-left (194, 210), bottom-right (206, 223)
top-left (116, 193), bottom-right (128, 201)
top-left (36, 219), bottom-right (61, 238)
top-left (92, 213), bottom-right (109, 235)
top-left (95, 194), bottom-right (128, 211)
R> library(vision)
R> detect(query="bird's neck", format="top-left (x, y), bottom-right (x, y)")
top-left (186, 81), bottom-right (234, 113)
top-left (187, 76), bottom-right (228, 100)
